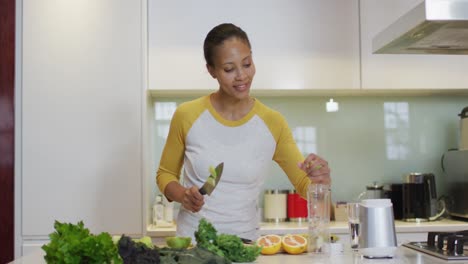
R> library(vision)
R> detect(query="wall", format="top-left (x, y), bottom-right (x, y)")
top-left (150, 95), bottom-right (468, 207)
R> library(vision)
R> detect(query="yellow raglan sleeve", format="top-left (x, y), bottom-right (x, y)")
top-left (156, 107), bottom-right (186, 195)
top-left (272, 114), bottom-right (311, 199)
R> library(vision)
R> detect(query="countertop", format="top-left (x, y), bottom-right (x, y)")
top-left (147, 218), bottom-right (468, 237)
top-left (9, 246), bottom-right (462, 264)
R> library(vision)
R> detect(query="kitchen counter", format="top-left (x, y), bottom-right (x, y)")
top-left (9, 246), bottom-right (460, 264)
top-left (147, 218), bottom-right (468, 237)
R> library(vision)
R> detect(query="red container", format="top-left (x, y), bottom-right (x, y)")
top-left (287, 190), bottom-right (308, 221)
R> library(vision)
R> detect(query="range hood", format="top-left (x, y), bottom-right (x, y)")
top-left (373, 0), bottom-right (468, 55)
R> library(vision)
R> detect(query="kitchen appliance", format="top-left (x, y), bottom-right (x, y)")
top-left (460, 106), bottom-right (468, 150)
top-left (403, 230), bottom-right (468, 260)
top-left (442, 149), bottom-right (468, 219)
top-left (402, 172), bottom-right (443, 221)
top-left (388, 183), bottom-right (403, 220)
top-left (373, 0), bottom-right (468, 55)
top-left (287, 190), bottom-right (307, 222)
top-left (358, 182), bottom-right (385, 200)
top-left (199, 162), bottom-right (224, 196)
top-left (358, 199), bottom-right (397, 258)
top-left (263, 189), bottom-right (287, 222)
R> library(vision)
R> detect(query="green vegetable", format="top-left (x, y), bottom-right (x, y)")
top-left (209, 165), bottom-right (217, 178)
top-left (118, 235), bottom-right (160, 264)
top-left (133, 236), bottom-right (154, 249)
top-left (118, 235), bottom-right (229, 264)
top-left (194, 218), bottom-right (261, 263)
top-left (113, 235), bottom-right (154, 249)
top-left (42, 220), bottom-right (122, 264)
top-left (216, 234), bottom-right (262, 262)
top-left (159, 247), bottom-right (230, 264)
top-left (166, 236), bottom-right (192, 249)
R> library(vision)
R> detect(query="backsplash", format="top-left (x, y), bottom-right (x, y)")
top-left (150, 95), bottom-right (467, 204)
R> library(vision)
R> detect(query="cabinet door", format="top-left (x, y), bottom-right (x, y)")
top-left (21, 0), bottom-right (143, 236)
top-left (149, 0), bottom-right (360, 91)
top-left (360, 0), bottom-right (468, 89)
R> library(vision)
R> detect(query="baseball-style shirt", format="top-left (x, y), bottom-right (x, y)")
top-left (156, 95), bottom-right (311, 240)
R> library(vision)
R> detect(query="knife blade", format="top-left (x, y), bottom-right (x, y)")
top-left (199, 162), bottom-right (224, 196)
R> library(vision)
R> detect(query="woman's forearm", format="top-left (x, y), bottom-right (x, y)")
top-left (164, 181), bottom-right (186, 203)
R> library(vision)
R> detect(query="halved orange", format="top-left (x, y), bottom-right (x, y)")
top-left (281, 234), bottom-right (308, 254)
top-left (256, 234), bottom-right (282, 255)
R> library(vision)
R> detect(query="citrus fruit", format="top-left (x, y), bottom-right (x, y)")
top-left (282, 234), bottom-right (308, 254)
top-left (166, 236), bottom-right (192, 249)
top-left (256, 234), bottom-right (282, 255)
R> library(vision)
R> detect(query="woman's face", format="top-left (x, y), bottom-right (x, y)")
top-left (207, 37), bottom-right (256, 100)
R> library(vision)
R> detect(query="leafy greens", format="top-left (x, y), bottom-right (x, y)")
top-left (194, 218), bottom-right (262, 263)
top-left (42, 220), bottom-right (122, 264)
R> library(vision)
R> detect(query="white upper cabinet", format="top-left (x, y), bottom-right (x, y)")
top-left (360, 0), bottom-right (468, 89)
top-left (149, 0), bottom-right (360, 91)
top-left (21, 0), bottom-right (144, 236)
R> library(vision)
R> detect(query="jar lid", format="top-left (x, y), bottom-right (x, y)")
top-left (264, 189), bottom-right (288, 194)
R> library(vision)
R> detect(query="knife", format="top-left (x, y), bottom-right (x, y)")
top-left (199, 162), bottom-right (224, 196)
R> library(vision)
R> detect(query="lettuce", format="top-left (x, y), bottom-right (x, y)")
top-left (42, 221), bottom-right (122, 264)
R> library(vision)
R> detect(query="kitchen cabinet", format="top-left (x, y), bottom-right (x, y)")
top-left (18, 0), bottom-right (145, 255)
top-left (148, 0), bottom-right (360, 92)
top-left (360, 0), bottom-right (468, 89)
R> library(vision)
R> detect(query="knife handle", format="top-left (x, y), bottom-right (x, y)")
top-left (198, 188), bottom-right (207, 195)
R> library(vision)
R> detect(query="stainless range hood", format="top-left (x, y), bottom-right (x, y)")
top-left (373, 0), bottom-right (468, 55)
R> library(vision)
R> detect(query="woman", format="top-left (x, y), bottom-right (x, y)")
top-left (156, 23), bottom-right (331, 241)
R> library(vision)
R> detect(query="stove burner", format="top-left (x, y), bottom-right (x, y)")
top-left (404, 230), bottom-right (468, 261)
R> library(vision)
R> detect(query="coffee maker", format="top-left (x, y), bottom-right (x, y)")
top-left (402, 173), bottom-right (438, 221)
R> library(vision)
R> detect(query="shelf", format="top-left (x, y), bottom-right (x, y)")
top-left (146, 218), bottom-right (468, 237)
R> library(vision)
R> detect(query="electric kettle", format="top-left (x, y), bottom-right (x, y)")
top-left (357, 182), bottom-right (385, 200)
top-left (359, 199), bottom-right (397, 258)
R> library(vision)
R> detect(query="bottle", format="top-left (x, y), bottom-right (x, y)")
top-left (163, 195), bottom-right (174, 224)
top-left (153, 195), bottom-right (165, 226)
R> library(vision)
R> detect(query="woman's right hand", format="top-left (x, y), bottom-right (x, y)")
top-left (182, 186), bottom-right (205, 213)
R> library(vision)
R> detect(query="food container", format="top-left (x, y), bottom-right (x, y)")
top-left (287, 190), bottom-right (308, 222)
top-left (264, 189), bottom-right (287, 222)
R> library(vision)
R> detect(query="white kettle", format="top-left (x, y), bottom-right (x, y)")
top-left (460, 107), bottom-right (468, 150)
top-left (359, 199), bottom-right (397, 258)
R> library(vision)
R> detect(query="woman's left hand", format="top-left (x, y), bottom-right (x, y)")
top-left (297, 154), bottom-right (331, 184)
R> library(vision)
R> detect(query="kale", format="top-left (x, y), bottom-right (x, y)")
top-left (117, 235), bottom-right (160, 264)
top-left (42, 221), bottom-right (122, 264)
top-left (216, 234), bottom-right (262, 263)
top-left (159, 247), bottom-right (230, 264)
top-left (194, 219), bottom-right (225, 257)
top-left (194, 218), bottom-right (261, 263)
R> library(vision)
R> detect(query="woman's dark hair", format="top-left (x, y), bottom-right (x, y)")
top-left (203, 23), bottom-right (251, 67)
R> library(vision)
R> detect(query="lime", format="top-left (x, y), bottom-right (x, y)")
top-left (166, 236), bottom-right (192, 249)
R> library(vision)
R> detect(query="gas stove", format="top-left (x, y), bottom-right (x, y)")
top-left (403, 230), bottom-right (468, 261)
